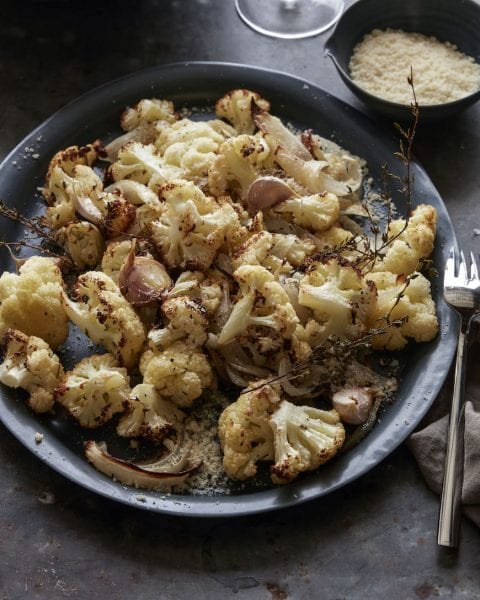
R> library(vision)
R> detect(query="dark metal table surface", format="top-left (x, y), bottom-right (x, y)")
top-left (1, 1), bottom-right (480, 599)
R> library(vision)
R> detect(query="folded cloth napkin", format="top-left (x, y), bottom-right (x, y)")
top-left (408, 342), bottom-right (480, 526)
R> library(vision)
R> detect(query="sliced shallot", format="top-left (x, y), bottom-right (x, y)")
top-left (84, 439), bottom-right (198, 491)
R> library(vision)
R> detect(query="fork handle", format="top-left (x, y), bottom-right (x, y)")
top-left (437, 318), bottom-right (471, 547)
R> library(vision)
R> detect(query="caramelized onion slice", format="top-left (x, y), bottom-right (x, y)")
top-left (119, 242), bottom-right (171, 306)
top-left (253, 108), bottom-right (312, 161)
top-left (85, 441), bottom-right (199, 491)
top-left (72, 193), bottom-right (103, 225)
top-left (246, 176), bottom-right (294, 215)
top-left (105, 123), bottom-right (158, 162)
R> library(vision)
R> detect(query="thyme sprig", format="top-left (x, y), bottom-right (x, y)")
top-left (242, 317), bottom-right (407, 395)
top-left (0, 201), bottom-right (75, 268)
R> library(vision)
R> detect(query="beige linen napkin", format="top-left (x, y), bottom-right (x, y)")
top-left (408, 340), bottom-right (480, 526)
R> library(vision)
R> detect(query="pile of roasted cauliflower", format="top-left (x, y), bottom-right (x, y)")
top-left (0, 90), bottom-right (439, 491)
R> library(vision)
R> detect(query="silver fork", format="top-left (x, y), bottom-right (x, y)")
top-left (438, 247), bottom-right (480, 547)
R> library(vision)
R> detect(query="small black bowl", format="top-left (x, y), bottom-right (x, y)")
top-left (325, 0), bottom-right (480, 123)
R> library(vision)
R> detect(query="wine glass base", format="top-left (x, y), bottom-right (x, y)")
top-left (235, 0), bottom-right (344, 40)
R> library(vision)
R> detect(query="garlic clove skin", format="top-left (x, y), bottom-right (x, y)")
top-left (246, 176), bottom-right (293, 215)
top-left (332, 386), bottom-right (374, 425)
top-left (118, 242), bottom-right (171, 306)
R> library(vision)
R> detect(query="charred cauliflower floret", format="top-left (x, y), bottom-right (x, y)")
top-left (298, 258), bottom-right (375, 342)
top-left (208, 134), bottom-right (272, 199)
top-left (270, 234), bottom-right (316, 268)
top-left (105, 180), bottom-right (164, 235)
top-left (156, 119), bottom-right (235, 179)
top-left (218, 383), bottom-right (279, 480)
top-left (149, 296), bottom-right (208, 349)
top-left (56, 221), bottom-right (104, 270)
top-left (43, 143), bottom-right (102, 228)
top-left (373, 204), bottom-right (437, 275)
top-left (0, 256), bottom-right (68, 349)
top-left (366, 271), bottom-right (438, 350)
top-left (218, 264), bottom-right (299, 345)
top-left (0, 329), bottom-right (64, 413)
top-left (231, 231), bottom-right (273, 270)
top-left (167, 270), bottom-right (224, 315)
top-left (110, 141), bottom-right (183, 192)
top-left (150, 179), bottom-right (239, 270)
top-left (215, 89), bottom-right (271, 134)
top-left (100, 240), bottom-right (134, 284)
top-left (117, 383), bottom-right (185, 442)
top-left (140, 341), bottom-right (213, 407)
top-left (121, 98), bottom-right (177, 131)
top-left (272, 192), bottom-right (340, 233)
top-left (62, 271), bottom-right (145, 368)
top-left (55, 354), bottom-right (130, 428)
top-left (45, 157), bottom-right (135, 235)
top-left (269, 401), bottom-right (345, 484)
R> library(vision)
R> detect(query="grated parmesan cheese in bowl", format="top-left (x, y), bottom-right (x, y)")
top-left (349, 28), bottom-right (480, 106)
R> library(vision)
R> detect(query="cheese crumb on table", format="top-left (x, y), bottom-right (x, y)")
top-left (349, 28), bottom-right (480, 105)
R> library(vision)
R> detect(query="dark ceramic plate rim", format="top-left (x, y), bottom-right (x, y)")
top-left (0, 62), bottom-right (457, 517)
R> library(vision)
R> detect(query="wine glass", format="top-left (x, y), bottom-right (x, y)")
top-left (235, 0), bottom-right (345, 40)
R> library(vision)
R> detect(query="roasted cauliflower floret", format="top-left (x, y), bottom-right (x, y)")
top-left (208, 134), bottom-right (271, 199)
top-left (148, 296), bottom-right (208, 349)
top-left (0, 256), bottom-right (68, 349)
top-left (55, 354), bottom-right (130, 428)
top-left (167, 270), bottom-right (224, 315)
top-left (150, 179), bottom-right (239, 270)
top-left (269, 401), bottom-right (345, 484)
top-left (45, 158), bottom-right (135, 235)
top-left (373, 204), bottom-right (437, 275)
top-left (155, 119), bottom-right (235, 179)
top-left (62, 271), bottom-right (145, 368)
top-left (298, 258), bottom-right (374, 341)
top-left (0, 329), bottom-right (64, 413)
top-left (43, 142), bottom-right (102, 228)
top-left (110, 141), bottom-right (183, 192)
top-left (215, 89), bottom-right (270, 134)
top-left (231, 231), bottom-right (273, 270)
top-left (56, 221), bottom-right (104, 270)
top-left (117, 383), bottom-right (185, 442)
top-left (140, 341), bottom-right (213, 407)
top-left (218, 383), bottom-right (279, 480)
top-left (100, 240), bottom-right (133, 284)
top-left (121, 98), bottom-right (177, 131)
top-left (272, 192), bottom-right (340, 233)
top-left (218, 265), bottom-right (299, 345)
top-left (366, 271), bottom-right (438, 350)
top-left (270, 233), bottom-right (316, 268)
top-left (105, 180), bottom-right (164, 235)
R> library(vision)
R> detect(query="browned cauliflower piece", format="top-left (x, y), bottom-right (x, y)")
top-left (0, 256), bottom-right (69, 349)
top-left (140, 341), bottom-right (213, 408)
top-left (61, 271), bottom-right (145, 368)
top-left (55, 354), bottom-right (130, 428)
top-left (218, 383), bottom-right (279, 480)
top-left (269, 401), bottom-right (345, 484)
top-left (0, 329), bottom-right (64, 413)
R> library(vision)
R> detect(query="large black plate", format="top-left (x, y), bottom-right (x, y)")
top-left (0, 62), bottom-right (457, 517)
